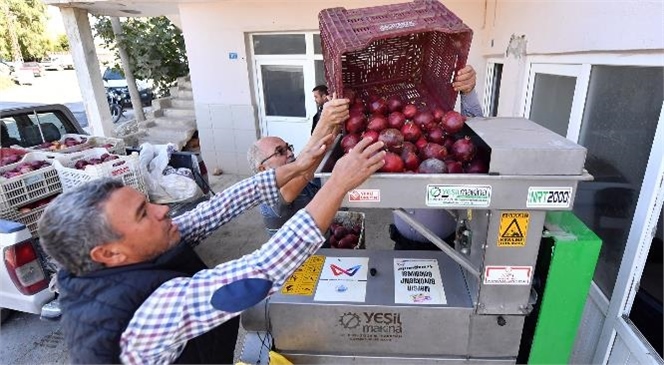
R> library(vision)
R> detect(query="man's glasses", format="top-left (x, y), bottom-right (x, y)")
top-left (260, 143), bottom-right (294, 165)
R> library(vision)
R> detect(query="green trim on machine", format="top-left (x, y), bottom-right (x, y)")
top-left (528, 211), bottom-right (602, 364)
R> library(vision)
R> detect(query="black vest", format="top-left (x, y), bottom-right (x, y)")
top-left (57, 242), bottom-right (239, 364)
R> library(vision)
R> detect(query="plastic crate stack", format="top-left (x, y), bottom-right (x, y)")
top-left (319, 0), bottom-right (473, 111)
top-left (51, 148), bottom-right (148, 196)
top-left (0, 152), bottom-right (63, 237)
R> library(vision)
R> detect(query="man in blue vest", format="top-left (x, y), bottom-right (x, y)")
top-left (38, 106), bottom-right (386, 363)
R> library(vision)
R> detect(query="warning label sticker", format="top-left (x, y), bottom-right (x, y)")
top-left (281, 255), bottom-right (325, 295)
top-left (498, 212), bottom-right (529, 247)
top-left (484, 265), bottom-right (533, 285)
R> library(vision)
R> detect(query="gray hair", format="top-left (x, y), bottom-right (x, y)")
top-left (37, 178), bottom-right (125, 276)
top-left (247, 142), bottom-right (264, 174)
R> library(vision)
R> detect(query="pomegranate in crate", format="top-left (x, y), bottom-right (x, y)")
top-left (319, 0), bottom-right (491, 174)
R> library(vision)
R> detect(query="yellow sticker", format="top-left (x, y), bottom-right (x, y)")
top-left (281, 255), bottom-right (324, 295)
top-left (498, 212), bottom-right (529, 247)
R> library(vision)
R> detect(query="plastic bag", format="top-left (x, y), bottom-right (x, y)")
top-left (138, 142), bottom-right (203, 204)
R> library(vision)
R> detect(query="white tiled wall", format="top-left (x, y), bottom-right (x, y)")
top-left (196, 102), bottom-right (258, 175)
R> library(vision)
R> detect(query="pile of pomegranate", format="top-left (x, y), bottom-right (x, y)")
top-left (340, 92), bottom-right (489, 174)
top-left (36, 137), bottom-right (88, 151)
top-left (328, 222), bottom-right (362, 249)
top-left (72, 153), bottom-right (120, 170)
top-left (1, 160), bottom-right (51, 179)
top-left (0, 148), bottom-right (27, 167)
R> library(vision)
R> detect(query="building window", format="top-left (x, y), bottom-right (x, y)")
top-left (253, 34), bottom-right (306, 55)
top-left (485, 62), bottom-right (502, 117)
top-left (528, 73), bottom-right (576, 137)
top-left (573, 65), bottom-right (663, 298)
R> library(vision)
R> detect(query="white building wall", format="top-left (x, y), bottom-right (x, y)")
top-left (476, 0), bottom-right (664, 116)
top-left (178, 0), bottom-right (484, 173)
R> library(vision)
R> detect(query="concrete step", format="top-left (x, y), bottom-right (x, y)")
top-left (179, 80), bottom-right (192, 89)
top-left (153, 116), bottom-right (197, 129)
top-left (171, 98), bottom-right (194, 108)
top-left (163, 107), bottom-right (196, 118)
top-left (176, 89), bottom-right (193, 99)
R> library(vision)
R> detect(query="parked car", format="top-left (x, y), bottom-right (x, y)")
top-left (102, 67), bottom-right (154, 107)
top-left (40, 55), bottom-right (74, 71)
top-left (19, 62), bottom-right (44, 77)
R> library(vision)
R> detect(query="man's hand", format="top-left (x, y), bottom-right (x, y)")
top-left (305, 138), bottom-right (385, 232)
top-left (294, 133), bottom-right (335, 176)
top-left (329, 138), bottom-right (386, 192)
top-left (453, 65), bottom-right (477, 94)
top-left (312, 94), bottom-right (350, 139)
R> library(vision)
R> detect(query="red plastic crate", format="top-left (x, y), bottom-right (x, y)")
top-left (319, 0), bottom-right (473, 111)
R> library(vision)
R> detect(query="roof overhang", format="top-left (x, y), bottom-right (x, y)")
top-left (43, 0), bottom-right (186, 17)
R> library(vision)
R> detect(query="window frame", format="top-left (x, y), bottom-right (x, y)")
top-left (516, 52), bottom-right (664, 363)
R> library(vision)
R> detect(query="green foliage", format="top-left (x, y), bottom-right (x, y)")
top-left (0, 0), bottom-right (50, 61)
top-left (54, 34), bottom-right (69, 52)
top-left (92, 16), bottom-right (189, 97)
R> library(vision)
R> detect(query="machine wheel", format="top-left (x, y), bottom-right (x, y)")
top-left (0, 308), bottom-right (13, 324)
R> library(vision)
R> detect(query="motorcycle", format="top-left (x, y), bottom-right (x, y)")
top-left (106, 88), bottom-right (125, 124)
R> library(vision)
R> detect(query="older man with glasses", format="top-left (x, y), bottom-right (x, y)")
top-left (248, 96), bottom-right (348, 235)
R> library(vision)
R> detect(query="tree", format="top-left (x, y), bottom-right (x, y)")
top-left (54, 34), bottom-right (69, 52)
top-left (92, 16), bottom-right (189, 97)
top-left (0, 0), bottom-right (50, 61)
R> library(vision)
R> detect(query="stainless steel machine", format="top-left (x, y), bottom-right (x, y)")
top-left (241, 118), bottom-right (591, 364)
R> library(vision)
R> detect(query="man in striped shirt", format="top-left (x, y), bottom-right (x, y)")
top-left (39, 109), bottom-right (385, 363)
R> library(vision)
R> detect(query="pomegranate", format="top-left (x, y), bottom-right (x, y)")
top-left (427, 126), bottom-right (445, 144)
top-left (415, 136), bottom-right (428, 150)
top-left (379, 152), bottom-right (405, 173)
top-left (334, 226), bottom-right (349, 239)
top-left (403, 104), bottom-right (418, 119)
top-left (367, 115), bottom-right (389, 132)
top-left (441, 111), bottom-right (466, 134)
top-left (388, 112), bottom-right (406, 130)
top-left (445, 160), bottom-right (464, 173)
top-left (329, 235), bottom-right (338, 248)
top-left (418, 158), bottom-right (447, 174)
top-left (433, 107), bottom-right (446, 122)
top-left (362, 130), bottom-right (379, 144)
top-left (401, 141), bottom-right (417, 156)
top-left (401, 151), bottom-right (420, 171)
top-left (338, 234), bottom-right (358, 249)
top-left (351, 100), bottom-right (366, 114)
top-left (369, 98), bottom-right (388, 115)
top-left (341, 133), bottom-right (361, 153)
top-left (386, 96), bottom-right (404, 113)
top-left (451, 136), bottom-right (476, 162)
top-left (465, 158), bottom-right (489, 173)
top-left (419, 143), bottom-right (448, 161)
top-left (401, 122), bottom-right (422, 142)
top-left (345, 114), bottom-right (366, 134)
top-left (379, 128), bottom-right (404, 154)
top-left (414, 111), bottom-right (436, 131)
